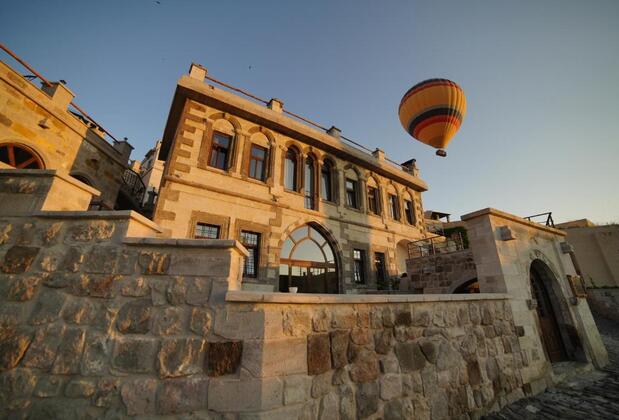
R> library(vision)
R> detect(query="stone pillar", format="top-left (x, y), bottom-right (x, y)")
top-left (327, 126), bottom-right (341, 139)
top-left (372, 148), bottom-right (385, 161)
top-left (189, 63), bottom-right (207, 81)
top-left (42, 81), bottom-right (75, 110)
top-left (267, 98), bottom-right (284, 113)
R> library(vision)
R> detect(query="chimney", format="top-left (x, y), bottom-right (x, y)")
top-left (401, 158), bottom-right (419, 176)
top-left (327, 126), bottom-right (341, 139)
top-left (42, 81), bottom-right (75, 110)
top-left (267, 98), bottom-right (284, 113)
top-left (372, 148), bottom-right (385, 161)
top-left (189, 63), bottom-right (207, 82)
top-left (114, 137), bottom-right (134, 163)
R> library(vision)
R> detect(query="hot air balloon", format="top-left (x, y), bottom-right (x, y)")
top-left (398, 78), bottom-right (466, 157)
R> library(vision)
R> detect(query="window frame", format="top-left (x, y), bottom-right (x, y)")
top-left (404, 199), bottom-right (415, 225)
top-left (240, 230), bottom-right (261, 278)
top-left (367, 186), bottom-right (380, 215)
top-left (353, 248), bottom-right (366, 284)
top-left (304, 155), bottom-right (316, 210)
top-left (194, 222), bottom-right (220, 239)
top-left (208, 131), bottom-right (233, 171)
top-left (345, 178), bottom-right (359, 209)
top-left (320, 160), bottom-right (334, 202)
top-left (248, 144), bottom-right (268, 182)
top-left (388, 194), bottom-right (400, 221)
top-left (374, 252), bottom-right (387, 282)
top-left (284, 147), bottom-right (299, 191)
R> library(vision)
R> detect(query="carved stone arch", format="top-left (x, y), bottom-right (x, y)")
top-left (448, 277), bottom-right (480, 294)
top-left (69, 171), bottom-right (95, 187)
top-left (277, 219), bottom-right (344, 293)
top-left (199, 113), bottom-right (242, 172)
top-left (282, 142), bottom-right (303, 192)
top-left (0, 141), bottom-right (46, 169)
top-left (208, 112), bottom-right (242, 132)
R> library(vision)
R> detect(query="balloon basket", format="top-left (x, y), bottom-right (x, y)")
top-left (436, 149), bottom-right (447, 157)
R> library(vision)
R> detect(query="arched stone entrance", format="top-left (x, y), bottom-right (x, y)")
top-left (530, 259), bottom-right (571, 363)
top-left (395, 239), bottom-right (410, 276)
top-left (278, 223), bottom-right (339, 294)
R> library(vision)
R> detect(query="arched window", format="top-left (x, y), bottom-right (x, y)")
top-left (367, 177), bottom-right (380, 215)
top-left (403, 192), bottom-right (416, 225)
top-left (304, 156), bottom-right (315, 209)
top-left (321, 159), bottom-right (334, 202)
top-left (279, 224), bottom-right (338, 294)
top-left (284, 147), bottom-right (298, 191)
top-left (0, 143), bottom-right (44, 169)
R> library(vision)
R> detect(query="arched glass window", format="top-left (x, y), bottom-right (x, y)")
top-left (279, 225), bottom-right (338, 294)
top-left (284, 148), bottom-right (298, 191)
top-left (321, 160), bottom-right (333, 202)
top-left (304, 156), bottom-right (315, 209)
top-left (0, 143), bottom-right (44, 169)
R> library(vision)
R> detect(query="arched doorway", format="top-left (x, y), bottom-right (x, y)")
top-left (0, 143), bottom-right (44, 169)
top-left (530, 259), bottom-right (568, 363)
top-left (395, 239), bottom-right (410, 276)
top-left (453, 278), bottom-right (480, 294)
top-left (279, 224), bottom-right (339, 294)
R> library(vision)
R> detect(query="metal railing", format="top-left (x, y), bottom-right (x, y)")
top-left (121, 168), bottom-right (146, 205)
top-left (408, 232), bottom-right (467, 259)
top-left (524, 212), bottom-right (555, 228)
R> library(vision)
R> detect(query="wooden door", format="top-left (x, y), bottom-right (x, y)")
top-left (530, 270), bottom-right (567, 363)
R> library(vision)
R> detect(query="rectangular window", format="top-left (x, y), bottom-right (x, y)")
top-left (249, 145), bottom-right (267, 181)
top-left (284, 150), bottom-right (297, 190)
top-left (389, 195), bottom-right (400, 220)
top-left (195, 223), bottom-right (220, 239)
top-left (368, 187), bottom-right (379, 215)
top-left (346, 179), bottom-right (358, 208)
top-left (209, 132), bottom-right (232, 170)
top-left (374, 252), bottom-right (387, 281)
top-left (240, 231), bottom-right (260, 277)
top-left (404, 200), bottom-right (415, 224)
top-left (353, 249), bottom-right (366, 284)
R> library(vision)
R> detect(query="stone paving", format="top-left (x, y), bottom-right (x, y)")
top-left (484, 315), bottom-right (619, 420)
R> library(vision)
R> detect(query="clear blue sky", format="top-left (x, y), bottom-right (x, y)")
top-left (2, 0), bottom-right (617, 224)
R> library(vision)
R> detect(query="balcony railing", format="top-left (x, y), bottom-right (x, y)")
top-left (408, 233), bottom-right (467, 259)
top-left (524, 212), bottom-right (555, 228)
top-left (121, 168), bottom-right (146, 205)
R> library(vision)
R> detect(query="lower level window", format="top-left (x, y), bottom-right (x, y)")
top-left (240, 231), bottom-right (260, 277)
top-left (353, 249), bottom-right (366, 284)
top-left (195, 223), bottom-right (220, 239)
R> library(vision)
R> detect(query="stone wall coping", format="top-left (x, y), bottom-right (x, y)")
top-left (2, 209), bottom-right (163, 233)
top-left (461, 207), bottom-right (566, 237)
top-left (225, 290), bottom-right (509, 304)
top-left (123, 237), bottom-right (249, 256)
top-left (0, 168), bottom-right (101, 196)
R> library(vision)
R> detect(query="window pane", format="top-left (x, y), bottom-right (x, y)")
top-left (214, 133), bottom-right (230, 148)
top-left (346, 179), bottom-right (357, 208)
top-left (251, 146), bottom-right (266, 159)
top-left (321, 170), bottom-right (332, 201)
top-left (195, 223), bottom-right (219, 239)
top-left (285, 151), bottom-right (297, 190)
top-left (353, 248), bottom-right (365, 284)
top-left (405, 200), bottom-right (414, 224)
top-left (291, 239), bottom-right (324, 262)
top-left (305, 157), bottom-right (315, 209)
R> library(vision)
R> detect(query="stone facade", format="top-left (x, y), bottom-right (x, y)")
top-left (153, 64), bottom-right (428, 293)
top-left (0, 58), bottom-right (131, 208)
top-left (403, 249), bottom-right (477, 294)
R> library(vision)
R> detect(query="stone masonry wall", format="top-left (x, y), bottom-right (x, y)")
top-left (404, 249), bottom-right (478, 294)
top-left (225, 293), bottom-right (530, 420)
top-left (0, 214), bottom-right (247, 419)
top-left (0, 212), bottom-right (539, 419)
top-left (587, 288), bottom-right (619, 324)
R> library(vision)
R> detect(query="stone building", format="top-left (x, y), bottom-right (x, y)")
top-left (0, 52), bottom-right (611, 419)
top-left (153, 64), bottom-right (428, 294)
top-left (138, 139), bottom-right (165, 209)
top-left (0, 56), bottom-right (144, 212)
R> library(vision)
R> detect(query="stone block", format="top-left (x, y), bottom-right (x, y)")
top-left (190, 307), bottom-right (212, 336)
top-left (208, 377), bottom-right (283, 412)
top-left (435, 341), bottom-right (460, 371)
top-left (385, 398), bottom-right (414, 420)
top-left (120, 276), bottom-right (148, 297)
top-left (153, 307), bottom-right (183, 335)
top-left (112, 337), bottom-right (157, 373)
top-left (419, 338), bottom-right (440, 364)
top-left (413, 310), bottom-right (431, 327)
top-left (356, 381), bottom-right (379, 418)
top-left (117, 249), bottom-right (137, 275)
top-left (51, 327), bottom-right (86, 374)
top-left (380, 374), bottom-right (403, 400)
top-left (62, 298), bottom-right (95, 324)
top-left (7, 274), bottom-right (42, 301)
top-left (380, 354), bottom-right (401, 374)
top-left (283, 309), bottom-right (312, 336)
top-left (395, 342), bottom-right (426, 372)
top-left (0, 368), bottom-right (37, 402)
top-left (308, 333), bottom-right (332, 375)
top-left (395, 310), bottom-right (413, 326)
top-left (116, 298), bottom-right (152, 334)
top-left (330, 330), bottom-right (350, 369)
top-left (83, 246), bottom-right (118, 273)
top-left (0, 326), bottom-right (32, 371)
top-left (81, 332), bottom-right (111, 376)
top-left (311, 371), bottom-right (333, 398)
top-left (33, 375), bottom-right (64, 397)
top-left (243, 337), bottom-right (307, 377)
top-left (349, 348), bottom-right (379, 383)
top-left (331, 308), bottom-right (355, 329)
top-left (22, 324), bottom-right (64, 370)
top-left (92, 377), bottom-right (121, 408)
top-left (60, 247), bottom-right (84, 272)
top-left (318, 392), bottom-right (338, 420)
top-left (157, 337), bottom-right (205, 378)
top-left (284, 375), bottom-right (312, 405)
top-left (312, 310), bottom-right (329, 332)
top-left (205, 341), bottom-right (243, 376)
top-left (1, 245), bottom-right (39, 273)
top-left (29, 289), bottom-right (67, 325)
top-left (186, 277), bottom-right (211, 306)
top-left (68, 221), bottom-right (114, 242)
top-left (121, 378), bottom-right (157, 415)
top-left (65, 379), bottom-right (96, 398)
top-left (138, 251), bottom-right (170, 275)
top-left (339, 383), bottom-right (355, 420)
top-left (350, 327), bottom-right (371, 345)
top-left (374, 329), bottom-right (394, 354)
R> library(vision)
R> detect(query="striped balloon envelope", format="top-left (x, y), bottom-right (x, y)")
top-left (398, 78), bottom-right (466, 157)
